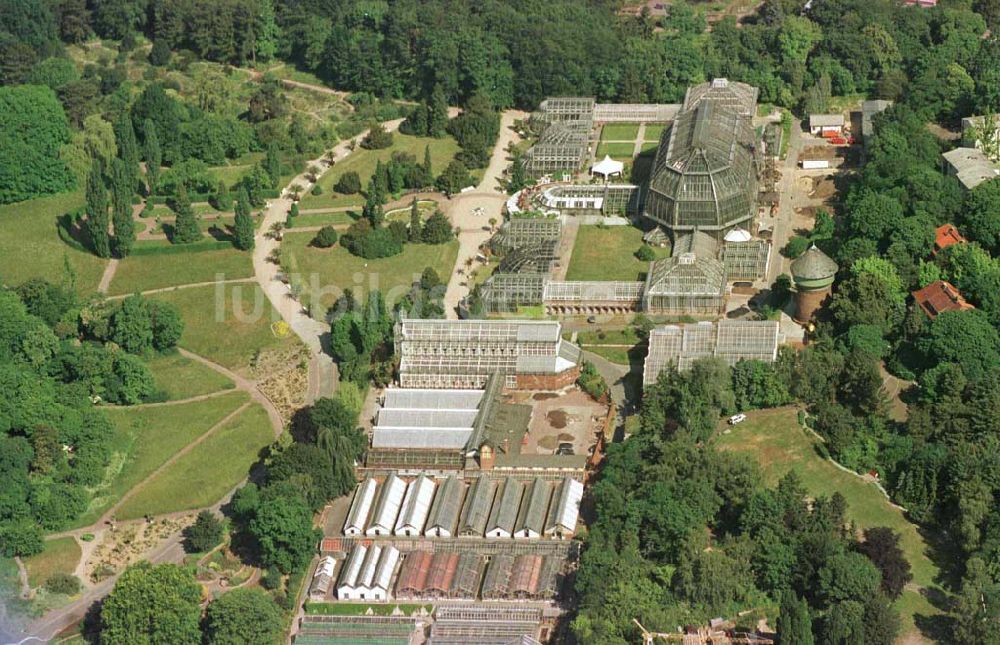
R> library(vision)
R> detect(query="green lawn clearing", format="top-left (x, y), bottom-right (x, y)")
top-left (286, 211), bottom-right (357, 229)
top-left (601, 123), bottom-right (640, 141)
top-left (116, 403), bottom-right (274, 519)
top-left (73, 391), bottom-right (250, 527)
top-left (23, 538), bottom-right (82, 588)
top-left (281, 232), bottom-right (459, 316)
top-left (640, 142), bottom-right (659, 154)
top-left (153, 283), bottom-right (300, 373)
top-left (0, 191), bottom-right (108, 294)
top-left (714, 407), bottom-right (944, 636)
top-left (145, 352), bottom-right (235, 401)
top-left (566, 226), bottom-right (669, 281)
top-left (643, 124), bottom-right (666, 141)
top-left (596, 142), bottom-right (637, 160)
top-left (300, 133), bottom-right (460, 210)
top-left (108, 247), bottom-right (253, 295)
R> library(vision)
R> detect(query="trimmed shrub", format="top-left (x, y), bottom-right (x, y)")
top-left (45, 573), bottom-right (81, 595)
top-left (334, 171), bottom-right (361, 195)
top-left (312, 226), bottom-right (339, 248)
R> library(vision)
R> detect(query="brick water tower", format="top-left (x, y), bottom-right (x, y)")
top-left (790, 244), bottom-right (838, 324)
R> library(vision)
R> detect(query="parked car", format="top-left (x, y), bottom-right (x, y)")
top-left (728, 413), bottom-right (747, 425)
top-left (556, 442), bottom-right (575, 456)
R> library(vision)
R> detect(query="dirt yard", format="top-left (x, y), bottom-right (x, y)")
top-left (512, 388), bottom-right (607, 457)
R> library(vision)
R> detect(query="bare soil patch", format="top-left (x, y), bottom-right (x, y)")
top-left (547, 409), bottom-right (568, 429)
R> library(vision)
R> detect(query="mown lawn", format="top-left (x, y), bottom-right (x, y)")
top-left (116, 403), bottom-right (273, 519)
top-left (23, 538), bottom-right (82, 588)
top-left (644, 124), bottom-right (666, 141)
top-left (73, 392), bottom-right (250, 527)
top-left (300, 134), bottom-right (460, 210)
top-left (595, 142), bottom-right (637, 160)
top-left (281, 232), bottom-right (459, 316)
top-left (0, 191), bottom-right (107, 294)
top-left (714, 407), bottom-right (944, 636)
top-left (287, 211), bottom-right (357, 229)
top-left (145, 352), bottom-right (235, 401)
top-left (108, 247), bottom-right (253, 295)
top-left (153, 284), bottom-right (301, 373)
top-left (305, 602), bottom-right (433, 616)
top-left (601, 123), bottom-right (640, 141)
top-left (566, 226), bottom-right (669, 281)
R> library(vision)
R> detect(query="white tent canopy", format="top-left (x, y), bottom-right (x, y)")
top-left (591, 155), bottom-right (624, 178)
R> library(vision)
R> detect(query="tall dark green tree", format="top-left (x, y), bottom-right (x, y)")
top-left (776, 590), bottom-right (814, 645)
top-left (233, 185), bottom-right (255, 251)
top-left (264, 143), bottom-right (281, 189)
top-left (142, 118), bottom-right (161, 194)
top-left (408, 199), bottom-right (423, 242)
top-left (429, 84), bottom-right (449, 137)
top-left (113, 112), bottom-right (140, 194)
top-left (171, 185), bottom-right (201, 244)
top-left (85, 160), bottom-right (110, 258)
top-left (204, 588), bottom-right (284, 645)
top-left (423, 144), bottom-right (433, 178)
top-left (110, 158), bottom-right (135, 258)
top-left (213, 180), bottom-right (231, 211)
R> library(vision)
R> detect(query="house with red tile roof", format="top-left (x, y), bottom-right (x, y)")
top-left (934, 224), bottom-right (967, 255)
top-left (912, 280), bottom-right (975, 319)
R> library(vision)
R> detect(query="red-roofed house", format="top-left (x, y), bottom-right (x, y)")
top-left (912, 280), bottom-right (975, 319)
top-left (934, 224), bottom-right (967, 255)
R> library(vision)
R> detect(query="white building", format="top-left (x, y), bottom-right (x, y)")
top-left (372, 388), bottom-right (485, 450)
top-left (336, 544), bottom-right (401, 601)
top-left (365, 473), bottom-right (406, 537)
top-left (809, 114), bottom-right (845, 136)
top-left (395, 475), bottom-right (436, 536)
top-left (343, 477), bottom-right (377, 536)
top-left (544, 477), bottom-right (583, 539)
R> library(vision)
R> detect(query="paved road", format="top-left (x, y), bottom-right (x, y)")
top-left (441, 110), bottom-right (526, 317)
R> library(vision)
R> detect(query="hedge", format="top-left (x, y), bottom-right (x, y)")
top-left (148, 189), bottom-right (281, 205)
top-left (129, 239), bottom-right (234, 256)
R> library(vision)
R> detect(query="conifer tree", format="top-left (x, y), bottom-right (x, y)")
top-left (408, 199), bottom-right (423, 242)
top-left (362, 193), bottom-right (384, 227)
top-left (429, 84), bottom-right (449, 137)
top-left (110, 158), bottom-right (135, 258)
top-left (171, 185), bottom-right (201, 244)
top-left (143, 119), bottom-right (162, 194)
top-left (423, 144), bottom-right (433, 179)
top-left (264, 144), bottom-right (281, 189)
top-left (114, 113), bottom-right (140, 193)
top-left (85, 160), bottom-right (111, 258)
top-left (213, 181), bottom-right (232, 211)
top-left (776, 590), bottom-right (815, 645)
top-left (233, 186), bottom-right (255, 251)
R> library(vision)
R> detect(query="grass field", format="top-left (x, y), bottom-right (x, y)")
top-left (23, 538), bottom-right (82, 588)
top-left (116, 403), bottom-right (273, 519)
top-left (108, 247), bottom-right (253, 295)
top-left (566, 226), bottom-right (669, 281)
top-left (281, 232), bottom-right (459, 316)
top-left (153, 284), bottom-right (300, 373)
top-left (74, 392), bottom-right (250, 527)
top-left (640, 142), bottom-right (659, 154)
top-left (644, 124), bottom-right (666, 141)
top-left (145, 352), bottom-right (235, 401)
top-left (300, 134), bottom-right (460, 210)
top-left (601, 123), bottom-right (640, 141)
top-left (714, 407), bottom-right (944, 637)
top-left (596, 142), bottom-right (637, 160)
top-left (286, 211), bottom-right (357, 229)
top-left (0, 191), bottom-right (107, 294)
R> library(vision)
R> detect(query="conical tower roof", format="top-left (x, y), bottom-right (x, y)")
top-left (791, 245), bottom-right (838, 281)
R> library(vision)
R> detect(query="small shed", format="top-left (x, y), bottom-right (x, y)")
top-left (809, 114), bottom-right (845, 136)
top-left (309, 556), bottom-right (336, 600)
top-left (395, 474), bottom-right (436, 537)
top-left (544, 477), bottom-right (583, 539)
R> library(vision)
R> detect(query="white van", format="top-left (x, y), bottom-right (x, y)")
top-left (728, 413), bottom-right (747, 425)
